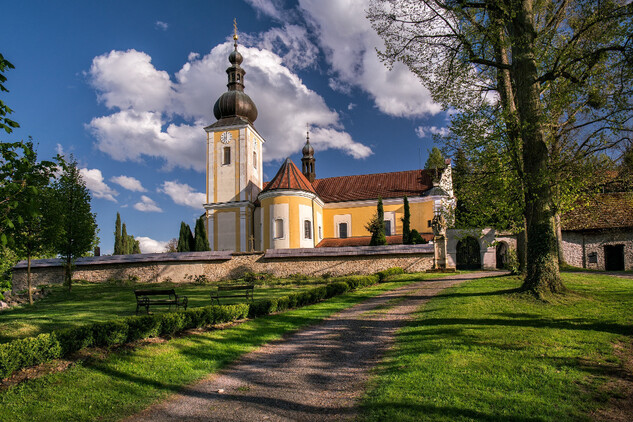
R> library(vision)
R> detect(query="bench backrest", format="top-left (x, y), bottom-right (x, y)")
top-left (134, 289), bottom-right (176, 297)
top-left (217, 284), bottom-right (254, 291)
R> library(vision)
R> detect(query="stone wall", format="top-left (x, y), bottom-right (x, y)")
top-left (11, 246), bottom-right (434, 292)
top-left (562, 229), bottom-right (633, 271)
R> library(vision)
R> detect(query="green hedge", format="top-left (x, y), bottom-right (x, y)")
top-left (0, 273), bottom-right (383, 380)
top-left (376, 267), bottom-right (405, 282)
top-left (0, 304), bottom-right (249, 379)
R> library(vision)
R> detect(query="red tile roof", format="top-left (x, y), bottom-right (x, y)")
top-left (311, 169), bottom-right (434, 203)
top-left (261, 158), bottom-right (316, 194)
top-left (562, 192), bottom-right (633, 231)
top-left (316, 234), bottom-right (433, 247)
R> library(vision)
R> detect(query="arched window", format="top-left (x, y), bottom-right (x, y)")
top-left (274, 219), bottom-right (284, 239)
top-left (304, 220), bottom-right (312, 239)
top-left (339, 222), bottom-right (348, 238)
top-left (223, 147), bottom-right (231, 165)
top-left (253, 151), bottom-right (257, 168)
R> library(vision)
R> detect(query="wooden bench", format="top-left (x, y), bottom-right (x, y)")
top-left (134, 289), bottom-right (188, 315)
top-left (210, 284), bottom-right (254, 305)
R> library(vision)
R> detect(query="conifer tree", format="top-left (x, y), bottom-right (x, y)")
top-left (131, 238), bottom-right (141, 254)
top-left (401, 196), bottom-right (411, 244)
top-left (177, 222), bottom-right (192, 252)
top-left (367, 197), bottom-right (387, 246)
top-left (114, 212), bottom-right (122, 255)
top-left (121, 223), bottom-right (129, 255)
top-left (194, 216), bottom-right (210, 251)
top-left (424, 147), bottom-right (445, 170)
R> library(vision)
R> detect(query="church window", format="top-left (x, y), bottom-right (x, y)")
top-left (253, 151), bottom-right (257, 168)
top-left (319, 226), bottom-right (322, 239)
top-left (274, 219), bottom-right (284, 239)
top-left (304, 220), bottom-right (312, 239)
top-left (384, 220), bottom-right (392, 236)
top-left (237, 74), bottom-right (241, 82)
top-left (339, 223), bottom-right (348, 238)
top-left (223, 147), bottom-right (231, 165)
top-left (427, 220), bottom-right (432, 228)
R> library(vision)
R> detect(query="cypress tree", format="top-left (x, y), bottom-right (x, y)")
top-left (177, 221), bottom-right (191, 252)
top-left (132, 239), bottom-right (141, 254)
top-left (187, 224), bottom-right (195, 252)
top-left (402, 196), bottom-right (411, 244)
top-left (194, 216), bottom-right (211, 251)
top-left (368, 197), bottom-right (387, 246)
top-left (121, 223), bottom-right (129, 255)
top-left (114, 212), bottom-right (122, 255)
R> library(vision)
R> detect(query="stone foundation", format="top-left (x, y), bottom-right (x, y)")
top-left (11, 246), bottom-right (434, 292)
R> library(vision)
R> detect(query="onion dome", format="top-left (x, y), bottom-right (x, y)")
top-left (213, 29), bottom-right (258, 124)
top-left (302, 130), bottom-right (314, 157)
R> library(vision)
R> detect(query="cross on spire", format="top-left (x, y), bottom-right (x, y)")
top-left (233, 18), bottom-right (238, 41)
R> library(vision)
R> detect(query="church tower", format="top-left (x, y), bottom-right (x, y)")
top-left (301, 129), bottom-right (315, 183)
top-left (204, 23), bottom-right (265, 251)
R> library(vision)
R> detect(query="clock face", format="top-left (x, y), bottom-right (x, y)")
top-left (220, 132), bottom-right (232, 144)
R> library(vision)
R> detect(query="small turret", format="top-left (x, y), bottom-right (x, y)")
top-left (301, 128), bottom-right (315, 183)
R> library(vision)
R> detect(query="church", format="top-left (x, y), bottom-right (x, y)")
top-left (203, 32), bottom-right (455, 252)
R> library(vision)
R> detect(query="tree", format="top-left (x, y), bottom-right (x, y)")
top-left (164, 238), bottom-right (178, 253)
top-left (401, 196), bottom-right (411, 244)
top-left (424, 147), bottom-right (445, 170)
top-left (369, 0), bottom-right (633, 296)
top-left (0, 53), bottom-right (19, 134)
top-left (45, 157), bottom-right (97, 292)
top-left (367, 197), bottom-right (387, 246)
top-left (194, 216), bottom-right (211, 251)
top-left (114, 213), bottom-right (122, 255)
top-left (131, 238), bottom-right (141, 254)
top-left (9, 141), bottom-right (56, 304)
top-left (177, 222), bottom-right (193, 252)
top-left (121, 223), bottom-right (129, 255)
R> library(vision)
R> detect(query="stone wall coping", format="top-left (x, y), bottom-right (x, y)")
top-left (264, 244), bottom-right (433, 258)
top-left (13, 251), bottom-right (233, 269)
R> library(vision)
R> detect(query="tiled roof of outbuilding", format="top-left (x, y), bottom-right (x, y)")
top-left (316, 234), bottom-right (434, 248)
top-left (311, 169), bottom-right (434, 203)
top-left (260, 158), bottom-right (316, 194)
top-left (561, 192), bottom-right (633, 231)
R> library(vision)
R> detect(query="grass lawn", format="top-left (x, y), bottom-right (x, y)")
top-left (0, 278), bottom-right (328, 343)
top-left (361, 272), bottom-right (633, 421)
top-left (0, 280), bottom-right (415, 422)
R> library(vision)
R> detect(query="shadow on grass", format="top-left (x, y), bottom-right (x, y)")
top-left (402, 316), bottom-right (632, 336)
top-left (363, 402), bottom-right (545, 422)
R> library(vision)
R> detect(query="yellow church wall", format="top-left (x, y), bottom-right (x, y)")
top-left (261, 194), bottom-right (318, 249)
top-left (322, 199), bottom-right (436, 238)
top-left (212, 207), bottom-right (241, 251)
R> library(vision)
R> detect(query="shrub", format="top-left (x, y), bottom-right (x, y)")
top-left (248, 299), bottom-right (278, 318)
top-left (0, 333), bottom-right (62, 379)
top-left (57, 325), bottom-right (95, 355)
top-left (93, 320), bottom-right (129, 347)
top-left (159, 312), bottom-right (187, 337)
top-left (325, 282), bottom-right (350, 298)
top-left (377, 267), bottom-right (405, 282)
top-left (125, 315), bottom-right (162, 342)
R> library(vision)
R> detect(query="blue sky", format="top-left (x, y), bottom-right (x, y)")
top-left (2, 0), bottom-right (448, 254)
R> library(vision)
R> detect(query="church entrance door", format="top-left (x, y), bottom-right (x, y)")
top-left (456, 236), bottom-right (481, 270)
top-left (496, 242), bottom-right (508, 269)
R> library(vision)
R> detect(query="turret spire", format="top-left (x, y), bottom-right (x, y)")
top-left (301, 125), bottom-right (315, 183)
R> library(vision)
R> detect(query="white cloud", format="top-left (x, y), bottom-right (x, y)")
top-left (155, 21), bottom-right (169, 31)
top-left (87, 42), bottom-right (372, 168)
top-left (415, 126), bottom-right (449, 138)
top-left (160, 181), bottom-right (206, 209)
top-left (256, 25), bottom-right (319, 70)
top-left (347, 103), bottom-right (356, 110)
top-left (110, 175), bottom-right (146, 192)
top-left (299, 0), bottom-right (441, 117)
top-left (88, 49), bottom-right (173, 113)
top-left (134, 195), bottom-right (162, 212)
top-left (79, 168), bottom-right (118, 202)
top-left (244, 0), bottom-right (286, 20)
top-left (136, 236), bottom-right (168, 253)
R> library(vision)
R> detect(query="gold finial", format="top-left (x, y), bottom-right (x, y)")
top-left (233, 18), bottom-right (238, 40)
top-left (306, 123), bottom-right (310, 141)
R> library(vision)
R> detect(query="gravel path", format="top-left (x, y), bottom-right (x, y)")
top-left (126, 271), bottom-right (502, 422)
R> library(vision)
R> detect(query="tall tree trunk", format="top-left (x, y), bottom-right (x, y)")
top-left (27, 255), bottom-right (33, 305)
top-left (555, 213), bottom-right (566, 266)
top-left (65, 257), bottom-right (72, 293)
top-left (510, 0), bottom-right (564, 295)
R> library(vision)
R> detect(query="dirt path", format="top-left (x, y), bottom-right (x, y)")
top-left (126, 271), bottom-right (502, 422)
